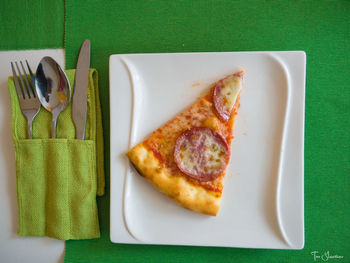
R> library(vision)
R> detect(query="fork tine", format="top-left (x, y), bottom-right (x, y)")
top-left (25, 60), bottom-right (36, 98)
top-left (20, 61), bottom-right (35, 98)
top-left (11, 62), bottom-right (25, 100)
top-left (15, 61), bottom-right (31, 98)
top-left (26, 60), bottom-right (35, 82)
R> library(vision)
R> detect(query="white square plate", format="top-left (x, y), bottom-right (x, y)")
top-left (109, 51), bottom-right (305, 249)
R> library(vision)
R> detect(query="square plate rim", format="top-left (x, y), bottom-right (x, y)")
top-left (109, 50), bottom-right (305, 249)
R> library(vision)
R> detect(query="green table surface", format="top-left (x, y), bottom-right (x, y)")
top-left (1, 1), bottom-right (350, 262)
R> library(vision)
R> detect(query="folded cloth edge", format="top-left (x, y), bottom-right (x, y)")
top-left (7, 68), bottom-right (105, 196)
top-left (88, 69), bottom-right (105, 196)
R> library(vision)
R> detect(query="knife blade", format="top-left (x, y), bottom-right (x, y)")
top-left (72, 39), bottom-right (90, 139)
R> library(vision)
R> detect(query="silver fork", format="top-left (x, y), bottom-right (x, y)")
top-left (11, 61), bottom-right (41, 139)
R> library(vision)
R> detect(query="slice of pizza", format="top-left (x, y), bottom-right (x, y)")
top-left (127, 70), bottom-right (244, 216)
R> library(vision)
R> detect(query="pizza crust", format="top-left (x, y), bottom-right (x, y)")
top-left (127, 143), bottom-right (221, 216)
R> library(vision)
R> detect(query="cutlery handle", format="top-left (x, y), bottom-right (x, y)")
top-left (52, 120), bottom-right (57, 138)
top-left (51, 111), bottom-right (59, 138)
top-left (27, 120), bottom-right (33, 139)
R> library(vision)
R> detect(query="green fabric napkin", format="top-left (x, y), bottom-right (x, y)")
top-left (64, 0), bottom-right (350, 262)
top-left (8, 69), bottom-right (105, 240)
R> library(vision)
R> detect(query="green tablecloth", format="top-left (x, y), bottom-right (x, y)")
top-left (0, 0), bottom-right (64, 49)
top-left (1, 1), bottom-right (350, 262)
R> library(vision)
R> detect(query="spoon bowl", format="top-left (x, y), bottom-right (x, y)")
top-left (35, 56), bottom-right (71, 138)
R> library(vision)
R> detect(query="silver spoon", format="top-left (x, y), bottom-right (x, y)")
top-left (35, 56), bottom-right (71, 138)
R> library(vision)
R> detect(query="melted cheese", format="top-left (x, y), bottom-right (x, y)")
top-left (220, 75), bottom-right (242, 112)
top-left (179, 132), bottom-right (226, 176)
top-left (203, 116), bottom-right (220, 131)
top-left (180, 142), bottom-right (197, 172)
top-left (203, 142), bottom-right (226, 170)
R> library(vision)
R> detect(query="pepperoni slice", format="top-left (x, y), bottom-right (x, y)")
top-left (173, 127), bottom-right (229, 182)
top-left (213, 71), bottom-right (244, 122)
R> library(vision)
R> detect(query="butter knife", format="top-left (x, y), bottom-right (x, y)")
top-left (72, 39), bottom-right (90, 139)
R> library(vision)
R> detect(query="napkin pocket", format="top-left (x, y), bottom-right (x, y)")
top-left (8, 69), bottom-right (104, 240)
top-left (15, 139), bottom-right (99, 240)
